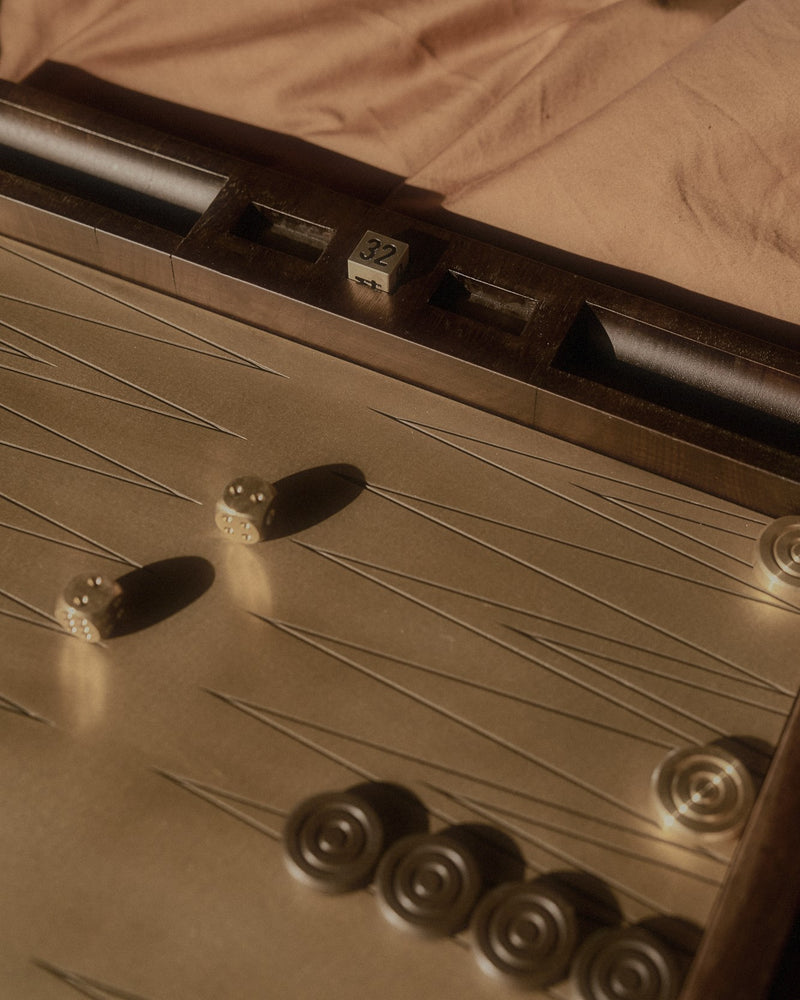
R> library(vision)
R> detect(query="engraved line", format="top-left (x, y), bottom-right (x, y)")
top-left (0, 693), bottom-right (51, 723)
top-left (0, 583), bottom-right (60, 623)
top-left (156, 770), bottom-right (282, 840)
top-left (523, 633), bottom-right (745, 745)
top-left (429, 785), bottom-right (721, 887)
top-left (303, 547), bottom-right (778, 694)
top-left (584, 488), bottom-right (800, 617)
top-left (0, 606), bottom-right (64, 632)
top-left (0, 489), bottom-right (141, 568)
top-left (378, 415), bottom-right (783, 617)
top-left (0, 441), bottom-right (182, 500)
top-left (0, 362), bottom-right (227, 432)
top-left (158, 770), bottom-right (287, 816)
top-left (379, 413), bottom-right (765, 526)
top-left (205, 691), bottom-right (500, 835)
top-left (33, 960), bottom-right (157, 1000)
top-left (227, 702), bottom-right (723, 866)
top-left (2, 243), bottom-right (279, 373)
top-left (265, 618), bottom-right (673, 749)
top-left (0, 291), bottom-right (277, 370)
top-left (371, 476), bottom-right (756, 544)
top-left (585, 492), bottom-right (758, 540)
top-left (0, 316), bottom-right (241, 438)
top-left (508, 627), bottom-right (787, 716)
top-left (535, 635), bottom-right (775, 763)
top-left (207, 689), bottom-right (379, 784)
top-left (325, 500), bottom-right (731, 743)
top-left (584, 488), bottom-right (752, 566)
top-left (0, 340), bottom-right (28, 359)
top-left (255, 612), bottom-right (656, 827)
top-left (361, 477), bottom-right (792, 696)
top-left (346, 496), bottom-right (728, 743)
top-left (431, 786), bottom-right (684, 915)
top-left (365, 479), bottom-right (783, 613)
top-left (297, 544), bottom-right (700, 745)
top-left (0, 333), bottom-right (55, 364)
top-left (0, 402), bottom-right (200, 505)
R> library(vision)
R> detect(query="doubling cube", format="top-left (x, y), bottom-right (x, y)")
top-left (56, 573), bottom-right (123, 642)
top-left (215, 475), bottom-right (277, 544)
top-left (347, 231), bottom-right (409, 293)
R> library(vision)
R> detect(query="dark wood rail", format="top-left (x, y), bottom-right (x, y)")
top-left (1, 79), bottom-right (800, 516)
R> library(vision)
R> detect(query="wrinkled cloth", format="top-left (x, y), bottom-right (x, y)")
top-left (1, 0), bottom-right (799, 323)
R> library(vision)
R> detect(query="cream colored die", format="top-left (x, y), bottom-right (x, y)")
top-left (56, 573), bottom-right (123, 642)
top-left (347, 231), bottom-right (409, 293)
top-left (215, 475), bottom-right (277, 544)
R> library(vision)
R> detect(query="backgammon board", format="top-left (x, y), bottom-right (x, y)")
top-left (1, 82), bottom-right (800, 1000)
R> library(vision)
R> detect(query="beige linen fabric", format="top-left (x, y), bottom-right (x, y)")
top-left (0, 0), bottom-right (798, 322)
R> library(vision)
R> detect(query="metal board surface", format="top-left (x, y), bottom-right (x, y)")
top-left (0, 235), bottom-right (796, 1000)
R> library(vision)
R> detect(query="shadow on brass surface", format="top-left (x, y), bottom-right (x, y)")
top-left (113, 556), bottom-right (216, 638)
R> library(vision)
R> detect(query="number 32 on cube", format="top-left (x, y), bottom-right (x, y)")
top-left (347, 231), bottom-right (409, 293)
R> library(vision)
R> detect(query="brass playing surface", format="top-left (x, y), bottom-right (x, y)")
top-left (0, 234), bottom-right (796, 999)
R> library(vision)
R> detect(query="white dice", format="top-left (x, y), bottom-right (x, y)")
top-left (215, 475), bottom-right (277, 544)
top-left (56, 573), bottom-right (123, 642)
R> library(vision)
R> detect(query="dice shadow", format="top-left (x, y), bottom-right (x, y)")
top-left (112, 555), bottom-right (215, 638)
top-left (266, 463), bottom-right (366, 540)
